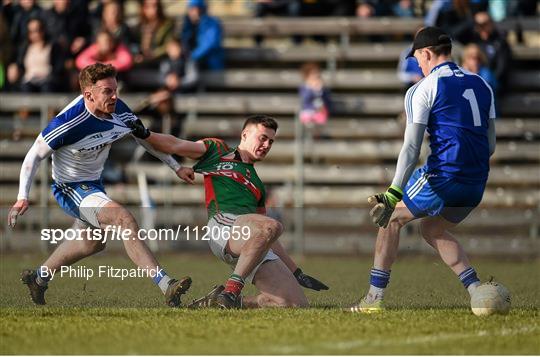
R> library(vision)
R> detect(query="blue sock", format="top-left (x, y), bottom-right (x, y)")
top-left (458, 267), bottom-right (480, 289)
top-left (36, 266), bottom-right (51, 286)
top-left (152, 269), bottom-right (167, 285)
top-left (370, 268), bottom-right (390, 288)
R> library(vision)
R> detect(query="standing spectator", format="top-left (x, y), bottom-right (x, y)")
top-left (299, 62), bottom-right (332, 139)
top-left (159, 38), bottom-right (198, 93)
top-left (472, 11), bottom-right (511, 91)
top-left (181, 0), bottom-right (224, 71)
top-left (75, 30), bottom-right (133, 73)
top-left (461, 43), bottom-right (497, 96)
top-left (92, 0), bottom-right (133, 48)
top-left (7, 17), bottom-right (66, 92)
top-left (132, 0), bottom-right (174, 67)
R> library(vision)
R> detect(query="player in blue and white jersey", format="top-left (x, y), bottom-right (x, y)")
top-left (8, 63), bottom-right (193, 306)
top-left (348, 27), bottom-right (497, 313)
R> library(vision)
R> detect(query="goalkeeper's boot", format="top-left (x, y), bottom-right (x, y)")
top-left (165, 276), bottom-right (192, 307)
top-left (346, 296), bottom-right (385, 314)
top-left (215, 291), bottom-right (243, 309)
top-left (21, 269), bottom-right (47, 305)
top-left (187, 285), bottom-right (225, 309)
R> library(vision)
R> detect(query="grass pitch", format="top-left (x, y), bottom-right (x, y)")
top-left (1, 253), bottom-right (539, 354)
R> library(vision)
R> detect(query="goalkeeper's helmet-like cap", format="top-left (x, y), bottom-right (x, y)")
top-left (407, 26), bottom-right (452, 58)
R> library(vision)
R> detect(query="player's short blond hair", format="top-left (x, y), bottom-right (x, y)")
top-left (79, 63), bottom-right (117, 92)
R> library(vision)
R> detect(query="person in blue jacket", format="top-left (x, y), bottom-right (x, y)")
top-left (181, 0), bottom-right (224, 71)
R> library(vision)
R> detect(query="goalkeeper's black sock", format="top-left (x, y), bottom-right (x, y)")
top-left (223, 273), bottom-right (245, 297)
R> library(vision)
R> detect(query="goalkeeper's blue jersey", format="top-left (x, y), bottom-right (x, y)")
top-left (405, 61), bottom-right (496, 183)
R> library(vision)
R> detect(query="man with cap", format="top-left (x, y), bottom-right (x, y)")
top-left (348, 27), bottom-right (497, 313)
top-left (181, 0), bottom-right (224, 71)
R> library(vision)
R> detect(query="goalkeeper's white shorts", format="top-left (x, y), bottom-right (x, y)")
top-left (207, 212), bottom-right (279, 284)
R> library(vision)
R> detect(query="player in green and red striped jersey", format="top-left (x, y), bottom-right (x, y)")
top-left (129, 115), bottom-right (328, 309)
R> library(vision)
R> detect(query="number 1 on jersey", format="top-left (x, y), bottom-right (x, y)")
top-left (462, 88), bottom-right (481, 127)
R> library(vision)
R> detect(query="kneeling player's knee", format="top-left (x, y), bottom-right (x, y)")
top-left (273, 293), bottom-right (308, 308)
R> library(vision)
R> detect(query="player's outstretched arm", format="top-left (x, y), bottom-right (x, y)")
top-left (8, 135), bottom-right (53, 227)
top-left (128, 119), bottom-right (206, 159)
top-left (145, 132), bottom-right (207, 159)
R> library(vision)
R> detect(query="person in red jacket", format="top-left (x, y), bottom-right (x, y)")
top-left (76, 30), bottom-right (133, 72)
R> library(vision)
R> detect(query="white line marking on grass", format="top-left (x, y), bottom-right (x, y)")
top-left (270, 325), bottom-right (539, 354)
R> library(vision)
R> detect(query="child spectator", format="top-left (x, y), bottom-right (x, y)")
top-left (75, 30), bottom-right (133, 73)
top-left (299, 62), bottom-right (332, 137)
top-left (159, 38), bottom-right (198, 93)
top-left (461, 43), bottom-right (498, 96)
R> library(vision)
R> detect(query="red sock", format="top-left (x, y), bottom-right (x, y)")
top-left (223, 274), bottom-right (245, 296)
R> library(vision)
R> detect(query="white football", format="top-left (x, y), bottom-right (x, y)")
top-left (470, 281), bottom-right (511, 316)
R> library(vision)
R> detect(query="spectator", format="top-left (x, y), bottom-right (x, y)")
top-left (132, 0), bottom-right (174, 66)
top-left (43, 0), bottom-right (90, 59)
top-left (75, 30), bottom-right (133, 73)
top-left (397, 45), bottom-right (423, 91)
top-left (181, 0), bottom-right (224, 71)
top-left (159, 38), bottom-right (198, 93)
top-left (7, 17), bottom-right (66, 92)
top-left (92, 0), bottom-right (133, 48)
top-left (1, 11), bottom-right (12, 89)
top-left (253, 0), bottom-right (295, 46)
top-left (461, 43), bottom-right (497, 96)
top-left (424, 0), bottom-right (475, 44)
top-left (299, 62), bottom-right (332, 139)
top-left (472, 11), bottom-right (511, 91)
top-left (9, 0), bottom-right (43, 49)
top-left (392, 0), bottom-right (415, 17)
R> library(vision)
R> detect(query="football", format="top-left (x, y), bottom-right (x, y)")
top-left (470, 281), bottom-right (511, 316)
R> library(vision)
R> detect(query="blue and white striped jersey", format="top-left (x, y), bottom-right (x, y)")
top-left (40, 95), bottom-right (137, 183)
top-left (404, 61), bottom-right (496, 182)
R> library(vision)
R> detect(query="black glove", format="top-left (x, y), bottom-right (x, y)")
top-left (127, 119), bottom-right (151, 139)
top-left (294, 268), bottom-right (329, 291)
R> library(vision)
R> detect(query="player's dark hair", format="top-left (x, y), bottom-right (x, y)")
top-left (242, 115), bottom-right (278, 132)
top-left (79, 63), bottom-right (117, 92)
top-left (427, 43), bottom-right (452, 57)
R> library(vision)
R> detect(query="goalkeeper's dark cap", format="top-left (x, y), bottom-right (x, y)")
top-left (407, 27), bottom-right (452, 58)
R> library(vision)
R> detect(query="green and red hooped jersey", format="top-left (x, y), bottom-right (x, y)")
top-left (193, 138), bottom-right (266, 219)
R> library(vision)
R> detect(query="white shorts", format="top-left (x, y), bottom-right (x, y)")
top-left (207, 212), bottom-right (279, 284)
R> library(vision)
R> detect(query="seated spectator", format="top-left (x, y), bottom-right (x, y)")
top-left (159, 38), bottom-right (198, 93)
top-left (472, 11), bottom-right (511, 91)
top-left (181, 0), bottom-right (224, 71)
top-left (392, 0), bottom-right (415, 17)
top-left (43, 0), bottom-right (90, 60)
top-left (424, 0), bottom-right (475, 44)
top-left (132, 0), bottom-right (174, 67)
top-left (75, 30), bottom-right (133, 73)
top-left (299, 62), bottom-right (332, 137)
top-left (397, 45), bottom-right (423, 91)
top-left (93, 0), bottom-right (133, 48)
top-left (461, 43), bottom-right (497, 96)
top-left (7, 18), bottom-right (66, 92)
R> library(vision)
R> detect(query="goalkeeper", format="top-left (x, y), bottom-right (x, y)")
top-left (349, 27), bottom-right (497, 313)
